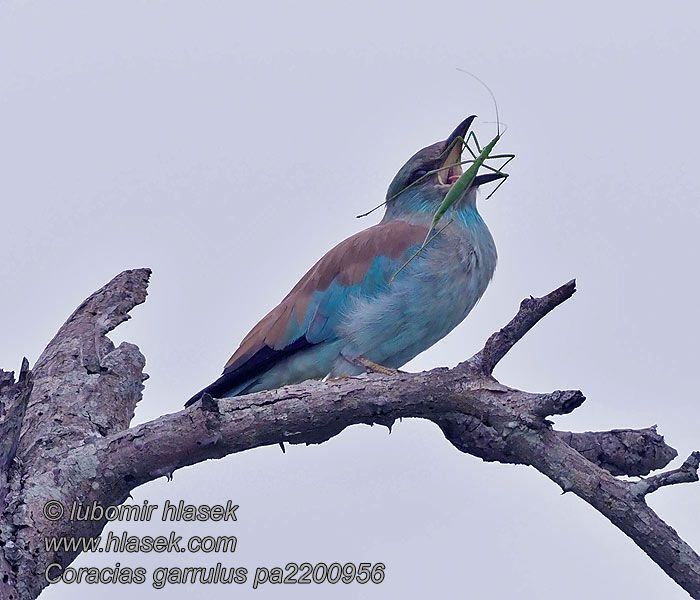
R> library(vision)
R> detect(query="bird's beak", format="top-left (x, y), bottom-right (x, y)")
top-left (473, 172), bottom-right (507, 187)
top-left (437, 116), bottom-right (507, 189)
top-left (446, 115), bottom-right (476, 150)
top-left (436, 116), bottom-right (475, 186)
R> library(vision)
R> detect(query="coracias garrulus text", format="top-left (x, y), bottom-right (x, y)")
top-left (186, 116), bottom-right (503, 406)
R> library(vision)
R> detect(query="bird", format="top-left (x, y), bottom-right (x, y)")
top-left (186, 116), bottom-right (503, 407)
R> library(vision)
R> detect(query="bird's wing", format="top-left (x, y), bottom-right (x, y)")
top-left (186, 220), bottom-right (425, 404)
top-left (225, 220), bottom-right (426, 369)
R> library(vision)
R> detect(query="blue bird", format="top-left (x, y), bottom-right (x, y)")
top-left (186, 116), bottom-right (503, 406)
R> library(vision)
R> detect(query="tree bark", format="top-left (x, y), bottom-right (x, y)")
top-left (0, 269), bottom-right (698, 599)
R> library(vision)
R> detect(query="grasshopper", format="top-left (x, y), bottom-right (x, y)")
top-left (389, 73), bottom-right (514, 282)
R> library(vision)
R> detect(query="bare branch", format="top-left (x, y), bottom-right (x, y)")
top-left (2, 270), bottom-right (699, 599)
top-left (632, 452), bottom-right (700, 496)
top-left (3, 269), bottom-right (150, 600)
top-left (0, 359), bottom-right (31, 471)
top-left (91, 380), bottom-right (585, 487)
top-left (469, 279), bottom-right (577, 374)
top-left (17, 268), bottom-right (150, 465)
top-left (532, 389), bottom-right (586, 417)
top-left (556, 427), bottom-right (678, 476)
top-left (518, 430), bottom-right (700, 596)
top-left (0, 359), bottom-right (32, 600)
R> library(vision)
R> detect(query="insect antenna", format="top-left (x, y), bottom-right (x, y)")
top-left (456, 67), bottom-right (502, 136)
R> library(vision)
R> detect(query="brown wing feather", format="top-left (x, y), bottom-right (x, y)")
top-left (223, 220), bottom-right (425, 373)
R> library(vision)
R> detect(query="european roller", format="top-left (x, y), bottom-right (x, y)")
top-left (186, 116), bottom-right (503, 406)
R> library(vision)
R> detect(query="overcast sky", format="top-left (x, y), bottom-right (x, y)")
top-left (2, 1), bottom-right (700, 598)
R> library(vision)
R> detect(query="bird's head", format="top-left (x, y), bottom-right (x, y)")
top-left (383, 116), bottom-right (504, 219)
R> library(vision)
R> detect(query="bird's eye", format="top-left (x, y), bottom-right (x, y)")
top-left (408, 169), bottom-right (428, 185)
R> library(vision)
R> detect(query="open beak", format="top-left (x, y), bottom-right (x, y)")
top-left (473, 172), bottom-right (507, 187)
top-left (437, 116), bottom-right (474, 186)
top-left (437, 116), bottom-right (508, 189)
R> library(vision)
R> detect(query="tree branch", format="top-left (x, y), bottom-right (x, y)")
top-left (2, 270), bottom-right (699, 599)
top-left (0, 359), bottom-right (32, 600)
top-left (556, 427), bottom-right (678, 477)
top-left (0, 359), bottom-right (31, 472)
top-left (2, 269), bottom-right (149, 600)
top-left (632, 452), bottom-right (700, 496)
top-left (470, 278), bottom-right (577, 374)
top-left (17, 268), bottom-right (150, 465)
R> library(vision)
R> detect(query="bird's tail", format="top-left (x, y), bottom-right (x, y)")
top-left (185, 371), bottom-right (253, 407)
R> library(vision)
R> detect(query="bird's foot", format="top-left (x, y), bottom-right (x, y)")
top-left (354, 357), bottom-right (400, 376)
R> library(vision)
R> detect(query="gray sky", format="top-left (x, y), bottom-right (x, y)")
top-left (2, 1), bottom-right (699, 598)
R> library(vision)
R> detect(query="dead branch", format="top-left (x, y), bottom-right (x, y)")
top-left (1, 269), bottom-right (698, 599)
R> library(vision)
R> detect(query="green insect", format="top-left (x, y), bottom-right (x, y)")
top-left (389, 72), bottom-right (514, 282)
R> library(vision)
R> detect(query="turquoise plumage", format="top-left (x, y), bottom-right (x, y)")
top-left (186, 116), bottom-right (501, 406)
